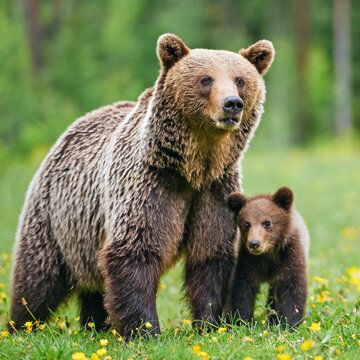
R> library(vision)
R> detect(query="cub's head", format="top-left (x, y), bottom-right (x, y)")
top-left (156, 33), bottom-right (275, 134)
top-left (228, 187), bottom-right (294, 255)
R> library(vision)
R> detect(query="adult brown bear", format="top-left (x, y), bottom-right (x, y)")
top-left (10, 34), bottom-right (275, 337)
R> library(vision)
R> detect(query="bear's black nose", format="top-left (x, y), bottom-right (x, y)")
top-left (222, 96), bottom-right (244, 115)
top-left (249, 240), bottom-right (260, 251)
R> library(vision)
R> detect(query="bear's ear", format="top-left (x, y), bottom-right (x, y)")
top-left (272, 187), bottom-right (294, 211)
top-left (239, 40), bottom-right (275, 75)
top-left (228, 193), bottom-right (247, 214)
top-left (157, 33), bottom-right (189, 72)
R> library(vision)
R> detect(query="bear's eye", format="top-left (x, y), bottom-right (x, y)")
top-left (244, 222), bottom-right (251, 229)
top-left (236, 77), bottom-right (246, 87)
top-left (200, 77), bottom-right (213, 87)
top-left (263, 220), bottom-right (271, 227)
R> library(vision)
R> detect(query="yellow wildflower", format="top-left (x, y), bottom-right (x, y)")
top-left (21, 297), bottom-right (27, 305)
top-left (301, 339), bottom-right (314, 350)
top-left (104, 357), bottom-right (111, 360)
top-left (277, 345), bottom-right (284, 352)
top-left (212, 337), bottom-right (217, 342)
top-left (97, 348), bottom-right (107, 356)
top-left (261, 319), bottom-right (266, 325)
top-left (314, 357), bottom-right (322, 360)
top-left (192, 345), bottom-right (201, 354)
top-left (100, 339), bottom-right (108, 347)
top-left (1, 331), bottom-right (9, 337)
top-left (358, 340), bottom-right (360, 347)
top-left (2, 253), bottom-right (9, 261)
top-left (118, 337), bottom-right (123, 342)
top-left (244, 358), bottom-right (253, 360)
top-left (174, 328), bottom-right (179, 334)
top-left (351, 334), bottom-right (356, 339)
top-left (111, 329), bottom-right (117, 335)
top-left (183, 319), bottom-right (191, 325)
top-left (72, 353), bottom-right (86, 360)
top-left (0, 283), bottom-right (4, 289)
top-left (39, 324), bottom-right (46, 330)
top-left (309, 322), bottom-right (321, 332)
top-left (335, 349), bottom-right (340, 354)
top-left (0, 292), bottom-right (6, 299)
top-left (18, 337), bottom-right (22, 343)
top-left (243, 336), bottom-right (253, 343)
top-left (341, 227), bottom-right (358, 239)
top-left (91, 355), bottom-right (101, 360)
top-left (277, 355), bottom-right (292, 360)
top-left (145, 322), bottom-right (152, 328)
top-left (218, 327), bottom-right (227, 335)
top-left (159, 283), bottom-right (167, 289)
top-left (74, 316), bottom-right (80, 321)
top-left (312, 276), bottom-right (328, 285)
top-left (263, 330), bottom-right (269, 336)
top-left (88, 322), bottom-right (95, 328)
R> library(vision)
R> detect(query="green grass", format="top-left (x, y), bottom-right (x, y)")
top-left (0, 140), bottom-right (360, 359)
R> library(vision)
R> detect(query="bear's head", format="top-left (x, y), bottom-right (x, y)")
top-left (228, 187), bottom-right (294, 255)
top-left (156, 33), bottom-right (275, 134)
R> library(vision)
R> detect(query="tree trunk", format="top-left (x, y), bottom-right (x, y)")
top-left (293, 0), bottom-right (310, 144)
top-left (333, 0), bottom-right (352, 136)
top-left (25, 0), bottom-right (43, 74)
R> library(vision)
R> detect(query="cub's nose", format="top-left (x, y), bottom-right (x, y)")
top-left (222, 96), bottom-right (244, 115)
top-left (249, 240), bottom-right (260, 251)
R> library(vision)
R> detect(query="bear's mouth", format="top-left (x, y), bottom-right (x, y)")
top-left (216, 117), bottom-right (240, 131)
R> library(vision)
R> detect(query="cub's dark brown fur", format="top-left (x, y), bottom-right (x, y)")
top-left (10, 34), bottom-right (275, 337)
top-left (227, 187), bottom-right (309, 327)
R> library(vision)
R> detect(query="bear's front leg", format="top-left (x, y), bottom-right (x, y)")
top-left (275, 250), bottom-right (307, 327)
top-left (229, 255), bottom-right (260, 324)
top-left (99, 247), bottom-right (162, 338)
top-left (184, 183), bottom-right (237, 329)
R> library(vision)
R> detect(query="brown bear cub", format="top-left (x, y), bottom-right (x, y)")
top-left (227, 187), bottom-right (309, 327)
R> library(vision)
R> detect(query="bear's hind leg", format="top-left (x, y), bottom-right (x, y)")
top-left (79, 291), bottom-right (109, 331)
top-left (10, 225), bottom-right (71, 330)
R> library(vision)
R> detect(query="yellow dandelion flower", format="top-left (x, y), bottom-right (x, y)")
top-left (74, 316), bottom-right (80, 321)
top-left (97, 348), bottom-right (107, 356)
top-left (337, 277), bottom-right (342, 282)
top-left (358, 340), bottom-right (360, 347)
top-left (72, 352), bottom-right (86, 360)
top-left (341, 227), bottom-right (358, 239)
top-left (212, 337), bottom-right (217, 342)
top-left (263, 330), bottom-right (269, 336)
top-left (145, 322), bottom-right (152, 328)
top-left (309, 322), bottom-right (321, 332)
top-left (183, 319), bottom-right (191, 325)
top-left (0, 283), bottom-right (4, 289)
top-left (104, 357), bottom-right (111, 360)
top-left (100, 339), bottom-right (108, 347)
top-left (312, 276), bottom-right (328, 285)
top-left (91, 354), bottom-right (101, 360)
top-left (199, 351), bottom-right (209, 360)
top-left (314, 356), bottom-right (323, 360)
top-left (243, 336), bottom-right (253, 343)
top-left (277, 355), bottom-right (292, 360)
top-left (351, 334), bottom-right (356, 339)
top-left (312, 304), bottom-right (316, 308)
top-left (118, 337), bottom-right (123, 342)
top-left (88, 322), bottom-right (95, 328)
top-left (192, 345), bottom-right (201, 354)
top-left (301, 339), bottom-right (314, 350)
top-left (174, 328), bottom-right (179, 334)
top-left (1, 331), bottom-right (9, 337)
top-left (39, 324), bottom-right (46, 330)
top-left (111, 329), bottom-right (117, 335)
top-left (18, 337), bottom-right (22, 343)
top-left (277, 345), bottom-right (285, 352)
top-left (218, 327), bottom-right (227, 335)
top-left (0, 292), bottom-right (6, 299)
top-left (2, 253), bottom-right (9, 261)
top-left (261, 319), bottom-right (266, 325)
top-left (244, 357), bottom-right (253, 360)
top-left (341, 342), bottom-right (345, 347)
top-left (159, 283), bottom-right (167, 289)
top-left (335, 349), bottom-right (340, 354)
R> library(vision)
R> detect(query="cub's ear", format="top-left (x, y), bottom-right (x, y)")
top-left (157, 33), bottom-right (189, 72)
top-left (228, 193), bottom-right (247, 214)
top-left (272, 187), bottom-right (293, 211)
top-left (239, 40), bottom-right (275, 75)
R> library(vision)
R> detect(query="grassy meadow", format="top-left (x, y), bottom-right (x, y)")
top-left (0, 139), bottom-right (359, 359)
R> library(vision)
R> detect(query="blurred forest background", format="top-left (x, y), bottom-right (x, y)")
top-left (0, 0), bottom-right (359, 167)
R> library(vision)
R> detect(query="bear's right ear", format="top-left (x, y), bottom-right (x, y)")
top-left (239, 40), bottom-right (275, 75)
top-left (157, 33), bottom-right (189, 72)
top-left (228, 193), bottom-right (246, 214)
top-left (272, 187), bottom-right (294, 211)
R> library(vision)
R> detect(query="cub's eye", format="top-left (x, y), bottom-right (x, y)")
top-left (263, 220), bottom-right (271, 227)
top-left (236, 77), bottom-right (246, 87)
top-left (200, 77), bottom-right (212, 87)
top-left (244, 222), bottom-right (251, 229)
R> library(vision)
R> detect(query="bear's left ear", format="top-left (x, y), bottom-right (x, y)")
top-left (272, 187), bottom-right (294, 211)
top-left (239, 40), bottom-right (275, 75)
top-left (157, 33), bottom-right (189, 72)
top-left (228, 193), bottom-right (247, 214)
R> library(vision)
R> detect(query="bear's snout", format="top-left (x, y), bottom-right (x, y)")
top-left (222, 96), bottom-right (244, 116)
top-left (248, 239), bottom-right (260, 252)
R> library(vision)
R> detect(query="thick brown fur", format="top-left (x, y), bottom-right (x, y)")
top-left (10, 34), bottom-right (274, 337)
top-left (226, 187), bottom-right (309, 328)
